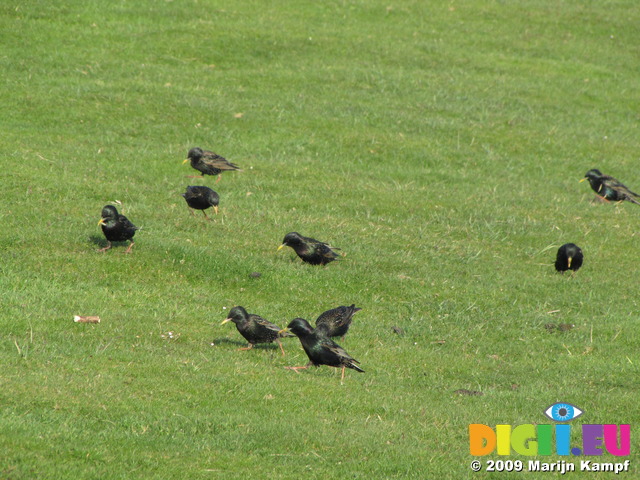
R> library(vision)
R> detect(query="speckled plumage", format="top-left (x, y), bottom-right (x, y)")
top-left (98, 205), bottom-right (138, 253)
top-left (183, 147), bottom-right (240, 182)
top-left (277, 232), bottom-right (341, 265)
top-left (220, 306), bottom-right (293, 355)
top-left (582, 169), bottom-right (640, 205)
top-left (182, 185), bottom-right (219, 219)
top-left (555, 243), bottom-right (583, 273)
top-left (315, 304), bottom-right (361, 338)
top-left (282, 318), bottom-right (364, 381)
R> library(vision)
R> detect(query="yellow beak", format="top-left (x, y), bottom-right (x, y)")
top-left (277, 244), bottom-right (285, 251)
top-left (278, 327), bottom-right (289, 335)
top-left (567, 257), bottom-right (572, 268)
top-left (220, 318), bottom-right (232, 325)
top-left (214, 206), bottom-right (219, 215)
top-left (579, 178), bottom-right (587, 183)
top-left (98, 218), bottom-right (106, 226)
top-left (182, 158), bottom-right (189, 164)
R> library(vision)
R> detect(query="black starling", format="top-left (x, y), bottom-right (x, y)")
top-left (581, 169), bottom-right (640, 205)
top-left (555, 243), bottom-right (583, 273)
top-left (277, 232), bottom-right (341, 265)
top-left (183, 147), bottom-right (240, 183)
top-left (181, 185), bottom-right (219, 220)
top-left (98, 205), bottom-right (139, 253)
top-left (281, 318), bottom-right (364, 381)
top-left (315, 304), bottom-right (361, 339)
top-left (220, 306), bottom-right (293, 356)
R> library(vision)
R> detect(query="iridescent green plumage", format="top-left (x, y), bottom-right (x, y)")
top-left (277, 232), bottom-right (341, 265)
top-left (220, 306), bottom-right (293, 355)
top-left (282, 318), bottom-right (364, 381)
top-left (582, 169), bottom-right (640, 205)
top-left (315, 304), bottom-right (361, 339)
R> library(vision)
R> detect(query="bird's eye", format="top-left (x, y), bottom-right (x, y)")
top-left (544, 403), bottom-right (583, 422)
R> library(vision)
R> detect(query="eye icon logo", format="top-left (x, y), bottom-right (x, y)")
top-left (544, 403), bottom-right (583, 422)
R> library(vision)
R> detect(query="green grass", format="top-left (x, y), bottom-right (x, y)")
top-left (2, 0), bottom-right (639, 478)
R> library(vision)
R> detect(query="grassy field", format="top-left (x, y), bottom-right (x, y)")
top-left (2, 0), bottom-right (639, 478)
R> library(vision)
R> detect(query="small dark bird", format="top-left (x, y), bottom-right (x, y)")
top-left (98, 205), bottom-right (139, 253)
top-left (183, 147), bottom-right (240, 183)
top-left (220, 306), bottom-right (293, 356)
top-left (581, 169), bottom-right (640, 205)
top-left (555, 243), bottom-right (583, 273)
top-left (315, 304), bottom-right (361, 339)
top-left (277, 232), bottom-right (341, 265)
top-left (281, 318), bottom-right (364, 381)
top-left (391, 326), bottom-right (405, 336)
top-left (545, 323), bottom-right (576, 333)
top-left (181, 186), bottom-right (219, 220)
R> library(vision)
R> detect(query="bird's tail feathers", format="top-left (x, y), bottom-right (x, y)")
top-left (627, 194), bottom-right (640, 205)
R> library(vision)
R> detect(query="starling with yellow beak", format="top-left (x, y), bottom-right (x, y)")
top-left (97, 205), bottom-right (138, 253)
top-left (555, 243), bottom-right (583, 273)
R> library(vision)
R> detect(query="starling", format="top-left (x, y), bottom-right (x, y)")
top-left (181, 185), bottom-right (219, 220)
top-left (97, 205), bottom-right (139, 253)
top-left (315, 304), bottom-right (361, 339)
top-left (555, 243), bottom-right (583, 273)
top-left (581, 169), bottom-right (640, 205)
top-left (183, 147), bottom-right (240, 183)
top-left (281, 318), bottom-right (364, 381)
top-left (220, 306), bottom-right (293, 356)
top-left (277, 232), bottom-right (341, 265)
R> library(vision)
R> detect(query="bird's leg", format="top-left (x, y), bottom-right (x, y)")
top-left (202, 210), bottom-right (211, 221)
top-left (238, 343), bottom-right (254, 351)
top-left (97, 241), bottom-right (112, 253)
top-left (341, 366), bottom-right (346, 382)
top-left (284, 363), bottom-right (311, 373)
top-left (215, 174), bottom-right (222, 184)
top-left (188, 208), bottom-right (196, 217)
top-left (276, 339), bottom-right (285, 356)
top-left (125, 241), bottom-right (135, 254)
